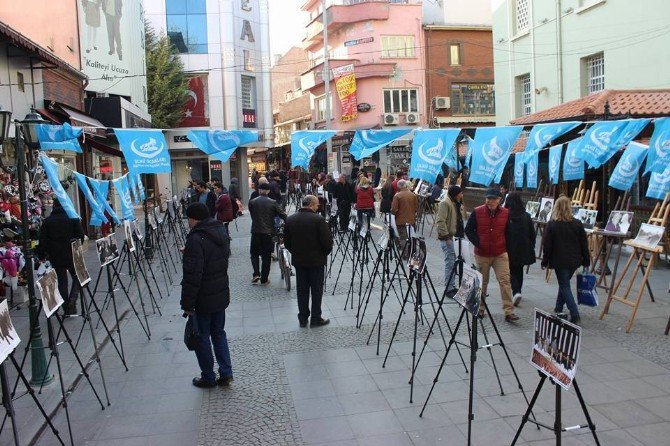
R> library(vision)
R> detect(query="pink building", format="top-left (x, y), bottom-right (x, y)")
top-left (300, 0), bottom-right (425, 174)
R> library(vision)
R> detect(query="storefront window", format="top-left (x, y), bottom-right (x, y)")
top-left (450, 83), bottom-right (495, 116)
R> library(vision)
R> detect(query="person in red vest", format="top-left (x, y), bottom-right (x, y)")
top-left (464, 188), bottom-right (519, 322)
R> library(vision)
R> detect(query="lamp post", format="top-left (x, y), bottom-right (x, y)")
top-left (16, 107), bottom-right (52, 385)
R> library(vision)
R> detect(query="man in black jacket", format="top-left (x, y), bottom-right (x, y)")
top-left (333, 174), bottom-right (354, 232)
top-left (38, 199), bottom-right (84, 316)
top-left (180, 202), bottom-right (233, 388)
top-left (249, 183), bottom-right (286, 284)
top-left (284, 195), bottom-right (333, 327)
top-left (194, 180), bottom-right (217, 217)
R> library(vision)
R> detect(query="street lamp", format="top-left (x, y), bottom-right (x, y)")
top-left (15, 107), bottom-right (52, 385)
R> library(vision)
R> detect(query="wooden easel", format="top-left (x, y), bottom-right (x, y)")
top-left (600, 193), bottom-right (670, 333)
top-left (571, 180), bottom-right (586, 208)
top-left (581, 181), bottom-right (599, 211)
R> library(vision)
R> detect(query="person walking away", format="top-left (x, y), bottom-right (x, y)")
top-left (195, 180), bottom-right (216, 218)
top-left (228, 178), bottom-right (240, 202)
top-left (391, 170), bottom-right (405, 195)
top-left (504, 192), bottom-right (536, 306)
top-left (214, 182), bottom-right (234, 236)
top-left (180, 203), bottom-right (233, 388)
top-left (430, 176), bottom-right (444, 205)
top-left (333, 174), bottom-right (354, 232)
top-left (541, 196), bottom-right (590, 325)
top-left (436, 185), bottom-right (465, 294)
top-left (379, 176), bottom-right (394, 216)
top-left (268, 171), bottom-right (282, 203)
top-left (37, 199), bottom-right (85, 316)
top-left (284, 195), bottom-right (333, 327)
top-left (355, 176), bottom-right (375, 225)
top-left (249, 177), bottom-right (269, 203)
top-left (248, 183), bottom-right (286, 284)
top-left (464, 188), bottom-right (519, 322)
top-left (391, 180), bottom-right (418, 259)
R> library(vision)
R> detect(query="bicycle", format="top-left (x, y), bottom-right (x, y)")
top-left (273, 220), bottom-right (292, 291)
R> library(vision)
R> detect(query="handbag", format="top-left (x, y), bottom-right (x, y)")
top-left (184, 314), bottom-right (199, 351)
top-left (576, 269), bottom-right (598, 307)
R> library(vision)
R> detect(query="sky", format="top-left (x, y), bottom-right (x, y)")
top-left (268, 0), bottom-right (308, 64)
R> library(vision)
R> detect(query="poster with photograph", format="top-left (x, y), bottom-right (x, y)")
top-left (576, 209), bottom-right (598, 230)
top-left (377, 225), bottom-right (390, 250)
top-left (148, 213), bottom-right (157, 230)
top-left (530, 309), bottom-right (581, 390)
top-left (414, 180), bottom-right (430, 197)
top-left (526, 201), bottom-right (540, 219)
top-left (96, 234), bottom-right (120, 267)
top-left (633, 223), bottom-right (665, 249)
top-left (571, 206), bottom-right (582, 217)
top-left (407, 237), bottom-right (427, 275)
top-left (0, 300), bottom-right (20, 364)
top-left (36, 269), bottom-right (64, 318)
top-left (71, 239), bottom-right (91, 287)
top-left (604, 211), bottom-right (633, 235)
top-left (132, 220), bottom-right (143, 241)
top-left (348, 216), bottom-right (357, 232)
top-left (359, 215), bottom-right (369, 238)
top-left (438, 189), bottom-right (448, 202)
top-left (123, 220), bottom-right (136, 252)
top-left (538, 198), bottom-right (555, 223)
top-left (451, 266), bottom-right (482, 317)
top-left (167, 199), bottom-right (176, 219)
top-left (153, 207), bottom-right (163, 225)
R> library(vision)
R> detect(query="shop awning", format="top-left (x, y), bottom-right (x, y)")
top-left (435, 116), bottom-right (496, 124)
top-left (58, 104), bottom-right (107, 134)
top-left (88, 138), bottom-right (122, 157)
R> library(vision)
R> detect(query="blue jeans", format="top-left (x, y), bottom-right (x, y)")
top-left (193, 310), bottom-right (233, 383)
top-left (441, 239), bottom-right (457, 291)
top-left (555, 268), bottom-right (579, 317)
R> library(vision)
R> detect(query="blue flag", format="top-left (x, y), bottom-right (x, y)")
top-left (464, 136), bottom-right (474, 170)
top-left (577, 120), bottom-right (627, 168)
top-left (645, 117), bottom-right (670, 174)
top-left (409, 129), bottom-right (460, 184)
top-left (514, 154), bottom-right (524, 188)
top-left (522, 121), bottom-right (580, 163)
top-left (612, 119), bottom-right (650, 152)
top-left (563, 138), bottom-right (584, 181)
top-left (73, 172), bottom-right (107, 225)
top-left (609, 142), bottom-right (648, 191)
top-left (115, 129), bottom-right (171, 174)
top-left (526, 150), bottom-right (538, 189)
top-left (127, 172), bottom-right (140, 205)
top-left (469, 126), bottom-right (522, 187)
top-left (548, 145), bottom-right (562, 185)
top-left (112, 175), bottom-right (135, 221)
top-left (89, 179), bottom-right (121, 226)
top-left (290, 130), bottom-right (337, 169)
top-left (188, 130), bottom-right (259, 163)
top-left (646, 164), bottom-right (670, 200)
top-left (349, 129), bottom-right (412, 160)
top-left (136, 174), bottom-right (146, 200)
top-left (37, 123), bottom-right (83, 153)
top-left (40, 154), bottom-right (79, 219)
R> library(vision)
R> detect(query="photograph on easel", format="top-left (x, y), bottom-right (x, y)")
top-left (96, 234), bottom-right (120, 267)
top-left (604, 211), bottom-right (633, 235)
top-left (377, 224), bottom-right (390, 250)
top-left (123, 220), bottom-right (136, 253)
top-left (571, 206), bottom-right (581, 217)
top-left (407, 237), bottom-right (427, 274)
top-left (414, 180), bottom-right (430, 197)
top-left (153, 207), bottom-right (163, 225)
top-left (632, 223), bottom-right (666, 249)
top-left (132, 220), bottom-right (143, 241)
top-left (575, 209), bottom-right (598, 230)
top-left (525, 201), bottom-right (540, 219)
top-left (71, 239), bottom-right (91, 287)
top-left (148, 214), bottom-right (158, 230)
top-left (0, 300), bottom-right (20, 364)
top-left (451, 266), bottom-right (482, 317)
top-left (36, 269), bottom-right (65, 318)
top-left (167, 199), bottom-right (176, 219)
top-left (538, 198), bottom-right (555, 222)
top-left (530, 309), bottom-right (581, 390)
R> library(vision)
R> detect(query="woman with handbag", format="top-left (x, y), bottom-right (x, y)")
top-left (504, 192), bottom-right (536, 306)
top-left (541, 196), bottom-right (590, 325)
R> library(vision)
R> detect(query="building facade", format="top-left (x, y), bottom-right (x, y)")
top-left (492, 0), bottom-right (670, 125)
top-left (144, 0), bottom-right (273, 200)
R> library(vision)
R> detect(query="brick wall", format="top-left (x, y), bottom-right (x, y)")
top-left (43, 68), bottom-right (83, 109)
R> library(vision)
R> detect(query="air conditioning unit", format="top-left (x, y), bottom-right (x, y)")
top-left (384, 113), bottom-right (399, 125)
top-left (434, 96), bottom-right (451, 110)
top-left (405, 112), bottom-right (420, 125)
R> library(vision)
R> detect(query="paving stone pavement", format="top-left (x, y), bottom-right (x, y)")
top-left (14, 211), bottom-right (670, 446)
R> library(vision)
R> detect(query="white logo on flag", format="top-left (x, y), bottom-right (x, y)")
top-left (482, 137), bottom-right (509, 166)
top-left (417, 138), bottom-right (445, 165)
top-left (131, 138), bottom-right (164, 159)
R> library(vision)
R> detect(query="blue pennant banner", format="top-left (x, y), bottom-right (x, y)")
top-left (548, 145), bottom-right (562, 185)
top-left (73, 172), bottom-right (107, 225)
top-left (136, 174), bottom-right (146, 200)
top-left (563, 138), bottom-right (584, 181)
top-left (188, 130), bottom-right (259, 163)
top-left (645, 117), bottom-right (670, 174)
top-left (88, 179), bottom-right (121, 226)
top-left (514, 154), bottom-right (524, 188)
top-left (37, 123), bottom-right (83, 153)
top-left (646, 164), bottom-right (670, 200)
top-left (609, 142), bottom-right (648, 191)
top-left (522, 121), bottom-right (581, 163)
top-left (115, 129), bottom-right (171, 174)
top-left (468, 126), bottom-right (522, 187)
top-left (290, 130), bottom-right (337, 169)
top-left (612, 119), bottom-right (650, 152)
top-left (40, 154), bottom-right (79, 219)
top-left (349, 129), bottom-right (412, 160)
top-left (577, 120), bottom-right (627, 168)
top-left (464, 136), bottom-right (473, 170)
top-left (112, 175), bottom-right (135, 221)
top-left (409, 129), bottom-right (460, 184)
top-left (127, 172), bottom-right (140, 205)
top-left (526, 150), bottom-right (538, 189)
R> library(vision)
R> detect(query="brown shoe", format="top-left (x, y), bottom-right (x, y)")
top-left (505, 314), bottom-right (519, 323)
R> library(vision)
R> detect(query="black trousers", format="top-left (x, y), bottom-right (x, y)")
top-left (295, 266), bottom-right (325, 322)
top-left (509, 263), bottom-right (524, 295)
top-left (337, 202), bottom-right (351, 231)
top-left (250, 233), bottom-right (273, 282)
top-left (54, 265), bottom-right (79, 307)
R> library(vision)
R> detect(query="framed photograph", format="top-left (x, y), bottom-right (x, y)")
top-left (538, 198), bottom-right (555, 223)
top-left (0, 300), bottom-right (20, 364)
top-left (123, 220), bottom-right (136, 253)
top-left (36, 269), bottom-right (64, 318)
top-left (153, 207), bottom-right (163, 225)
top-left (525, 201), bottom-right (540, 219)
top-left (604, 211), bottom-right (633, 235)
top-left (451, 266), bottom-right (482, 317)
top-left (530, 309), bottom-right (581, 390)
top-left (96, 234), bottom-right (120, 267)
top-left (438, 189), bottom-right (448, 202)
top-left (576, 209), bottom-right (598, 230)
top-left (71, 239), bottom-right (91, 287)
top-left (132, 220), bottom-right (143, 241)
top-left (633, 223), bottom-right (665, 249)
top-left (407, 237), bottom-right (427, 275)
top-left (571, 206), bottom-right (581, 217)
top-left (148, 214), bottom-right (158, 230)
top-left (377, 224), bottom-right (390, 250)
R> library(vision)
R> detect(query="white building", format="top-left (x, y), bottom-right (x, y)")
top-left (423, 0), bottom-right (492, 25)
top-left (144, 0), bottom-right (273, 200)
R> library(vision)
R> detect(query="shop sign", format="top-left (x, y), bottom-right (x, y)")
top-left (357, 103), bottom-right (372, 113)
top-left (344, 37), bottom-right (374, 47)
top-left (173, 135), bottom-right (189, 143)
top-left (243, 109), bottom-right (257, 128)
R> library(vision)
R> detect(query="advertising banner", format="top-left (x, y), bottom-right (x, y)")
top-left (332, 64), bottom-right (358, 122)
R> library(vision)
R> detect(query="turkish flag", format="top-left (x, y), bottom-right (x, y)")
top-left (180, 75), bottom-right (210, 127)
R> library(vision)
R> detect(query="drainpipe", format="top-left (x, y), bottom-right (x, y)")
top-left (556, 0), bottom-right (564, 103)
top-left (322, 0), bottom-right (333, 172)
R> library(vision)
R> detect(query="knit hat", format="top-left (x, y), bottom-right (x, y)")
top-left (258, 183), bottom-right (270, 191)
top-left (186, 202), bottom-right (209, 221)
top-left (448, 185), bottom-right (462, 199)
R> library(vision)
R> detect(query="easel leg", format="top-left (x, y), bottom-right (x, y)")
top-left (0, 363), bottom-right (20, 446)
top-left (511, 375), bottom-right (546, 445)
top-left (573, 380), bottom-right (601, 446)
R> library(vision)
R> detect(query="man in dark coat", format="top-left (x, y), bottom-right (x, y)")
top-left (248, 183), bottom-right (286, 284)
top-left (38, 199), bottom-right (84, 315)
top-left (332, 174), bottom-right (354, 232)
top-left (180, 203), bottom-right (233, 388)
top-left (195, 180), bottom-right (217, 217)
top-left (284, 195), bottom-right (333, 327)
